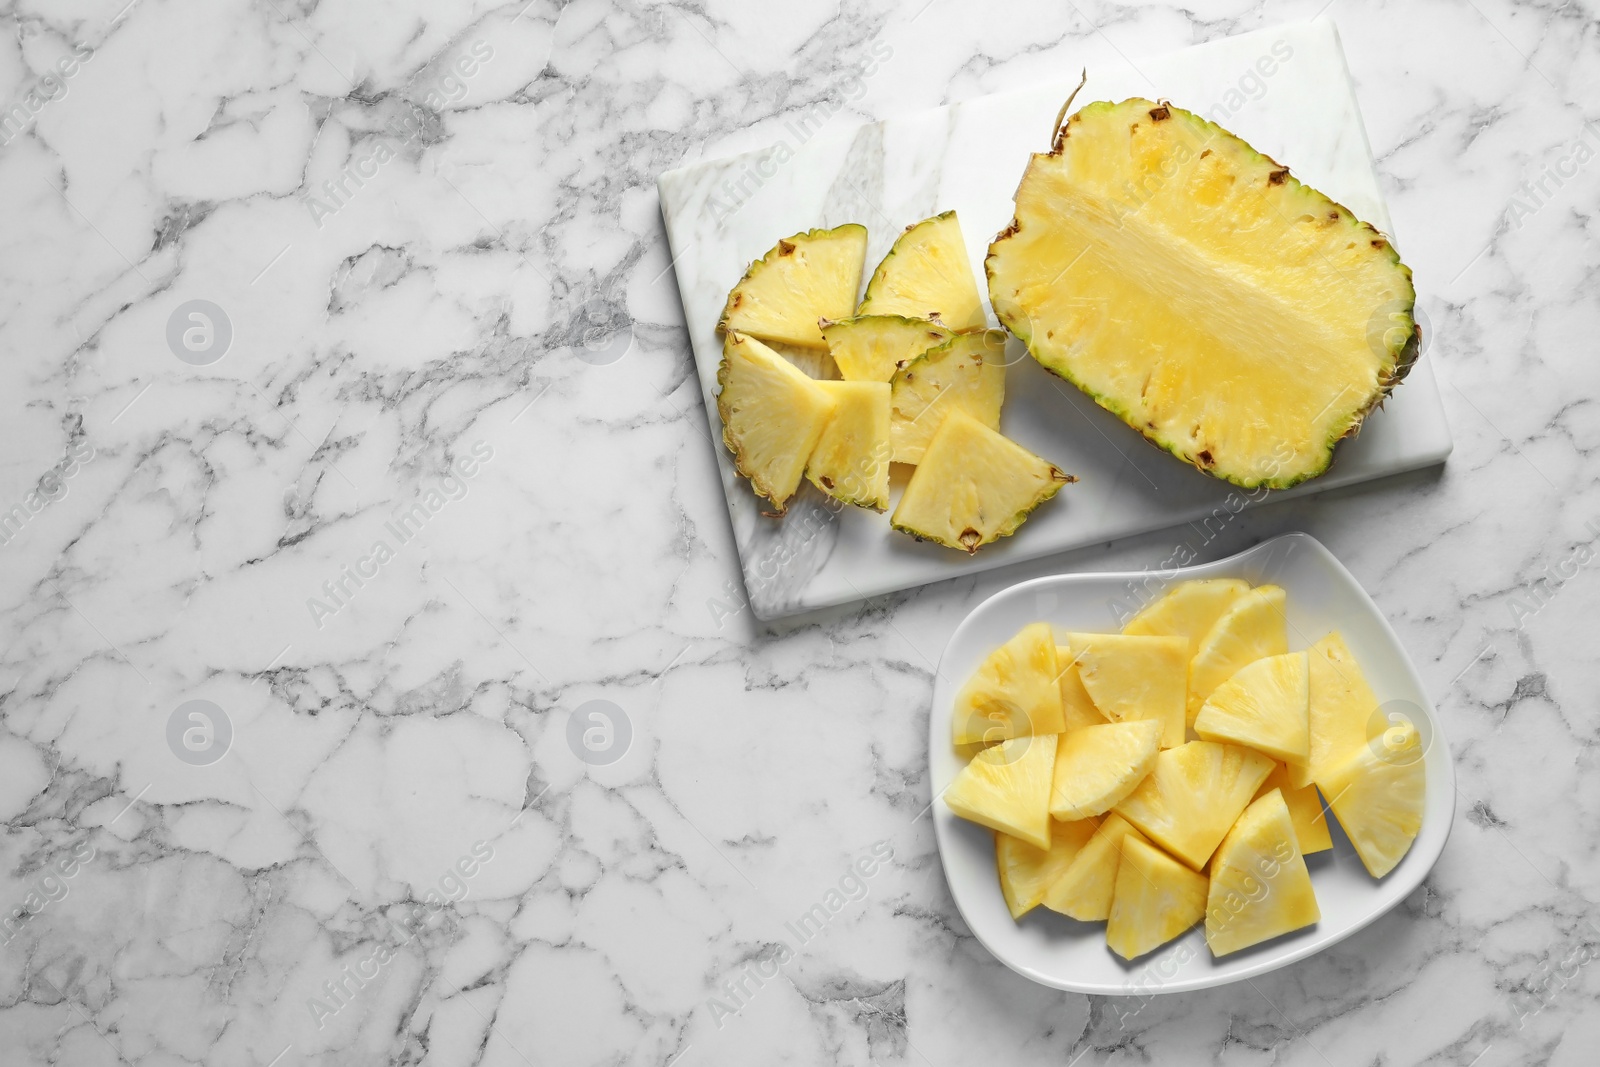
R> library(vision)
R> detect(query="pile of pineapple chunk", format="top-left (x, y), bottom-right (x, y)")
top-left (715, 214), bottom-right (1072, 552)
top-left (944, 579), bottom-right (1426, 961)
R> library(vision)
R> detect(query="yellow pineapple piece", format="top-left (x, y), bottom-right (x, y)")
top-left (859, 211), bottom-right (986, 331)
top-left (1194, 651), bottom-right (1310, 765)
top-left (1115, 740), bottom-right (1274, 870)
top-left (1049, 719), bottom-right (1162, 820)
top-left (889, 330), bottom-right (1006, 465)
top-left (944, 733), bottom-right (1057, 849)
top-left (1253, 763), bottom-right (1332, 854)
top-left (1187, 584), bottom-right (1289, 724)
top-left (1123, 578), bottom-right (1251, 656)
top-left (951, 622), bottom-right (1065, 745)
top-left (995, 818), bottom-right (1099, 919)
top-left (1107, 836), bottom-right (1208, 960)
top-left (821, 314), bottom-right (952, 383)
top-left (1290, 631), bottom-right (1379, 789)
top-left (1041, 812), bottom-right (1153, 921)
top-left (806, 381), bottom-right (891, 511)
top-left (1055, 646), bottom-right (1109, 730)
top-left (719, 224), bottom-right (868, 348)
top-left (1066, 632), bottom-right (1188, 748)
top-left (716, 332), bottom-right (839, 515)
top-left (1319, 721), bottom-right (1425, 878)
top-left (1206, 789), bottom-right (1321, 956)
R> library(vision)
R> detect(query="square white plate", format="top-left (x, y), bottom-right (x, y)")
top-left (928, 532), bottom-right (1454, 994)
top-left (657, 21), bottom-right (1452, 620)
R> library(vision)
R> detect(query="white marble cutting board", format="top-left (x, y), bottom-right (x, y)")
top-left (657, 20), bottom-right (1452, 620)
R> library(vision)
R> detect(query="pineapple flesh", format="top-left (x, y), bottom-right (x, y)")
top-left (716, 332), bottom-right (839, 514)
top-left (859, 211), bottom-right (987, 331)
top-left (1115, 740), bottom-right (1274, 870)
top-left (1049, 719), bottom-right (1162, 820)
top-left (1123, 578), bottom-right (1251, 655)
top-left (951, 622), bottom-right (1065, 745)
top-left (1107, 835), bottom-right (1208, 961)
top-left (1319, 721), bottom-right (1425, 878)
top-left (892, 409), bottom-right (1072, 553)
top-left (1194, 650), bottom-right (1311, 766)
top-left (1065, 632), bottom-right (1188, 749)
top-left (889, 330), bottom-right (1007, 464)
top-left (1188, 584), bottom-right (1289, 724)
top-left (719, 224), bottom-right (868, 349)
top-left (1254, 762), bottom-right (1332, 855)
top-left (1042, 812), bottom-right (1153, 921)
top-left (806, 381), bottom-right (892, 511)
top-left (996, 819), bottom-right (1100, 919)
top-left (986, 99), bottom-right (1418, 489)
top-left (1293, 631), bottom-right (1380, 790)
top-left (1206, 789), bottom-right (1321, 956)
top-left (944, 733), bottom-right (1058, 850)
top-left (1055, 646), bottom-right (1110, 730)
top-left (821, 314), bottom-right (953, 382)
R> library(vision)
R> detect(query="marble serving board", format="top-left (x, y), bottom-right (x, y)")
top-left (657, 20), bottom-right (1452, 620)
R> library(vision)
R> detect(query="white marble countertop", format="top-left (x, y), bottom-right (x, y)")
top-left (0, 2), bottom-right (1595, 1065)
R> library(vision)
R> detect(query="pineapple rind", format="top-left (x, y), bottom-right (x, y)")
top-left (719, 224), bottom-right (869, 349)
top-left (716, 332), bottom-right (839, 514)
top-left (821, 314), bottom-right (953, 382)
top-left (860, 211), bottom-right (987, 331)
top-left (1205, 789), bottom-right (1321, 956)
top-left (1107, 835), bottom-right (1208, 961)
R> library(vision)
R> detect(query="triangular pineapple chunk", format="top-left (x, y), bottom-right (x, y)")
top-left (717, 332), bottom-right (838, 514)
top-left (892, 409), bottom-right (1071, 553)
top-left (1065, 633), bottom-right (1187, 749)
top-left (1194, 651), bottom-right (1310, 765)
top-left (889, 330), bottom-right (1006, 464)
top-left (1290, 632), bottom-right (1379, 789)
top-left (951, 622), bottom-right (1065, 745)
top-left (944, 733), bottom-right (1057, 849)
top-left (1188, 584), bottom-right (1288, 724)
top-left (1206, 789), bottom-right (1321, 956)
top-left (1042, 812), bottom-right (1153, 920)
top-left (1123, 578), bottom-right (1251, 654)
top-left (1049, 719), bottom-right (1161, 820)
top-left (1319, 721), bottom-right (1425, 878)
top-left (1253, 763), bottom-right (1332, 854)
top-left (821, 315), bottom-right (952, 382)
top-left (806, 381), bottom-right (891, 511)
top-left (1055, 646), bottom-right (1109, 730)
top-left (1107, 836), bottom-right (1208, 960)
top-left (719, 224), bottom-right (868, 349)
top-left (995, 819), bottom-right (1099, 919)
top-left (1115, 741), bottom-right (1274, 870)
top-left (859, 211), bottom-right (986, 331)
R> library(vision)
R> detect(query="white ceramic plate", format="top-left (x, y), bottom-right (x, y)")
top-left (928, 532), bottom-right (1455, 994)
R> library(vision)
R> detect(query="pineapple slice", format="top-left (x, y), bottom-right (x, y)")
top-left (806, 381), bottom-right (891, 511)
top-left (716, 332), bottom-right (839, 514)
top-left (1291, 631), bottom-right (1379, 790)
top-left (944, 733), bottom-right (1057, 849)
top-left (995, 818), bottom-right (1099, 919)
top-left (719, 224), bottom-right (868, 349)
top-left (1319, 721), bottom-right (1425, 878)
top-left (1107, 836), bottom-right (1208, 960)
top-left (859, 211), bottom-right (986, 331)
top-left (1187, 584), bottom-right (1288, 724)
top-left (1123, 578), bottom-right (1251, 655)
top-left (821, 315), bottom-right (952, 383)
top-left (1115, 740), bottom-right (1274, 870)
top-left (1206, 789), bottom-right (1321, 956)
top-left (1042, 812), bottom-right (1154, 921)
top-left (1049, 719), bottom-right (1161, 820)
top-left (1194, 651), bottom-right (1310, 765)
top-left (951, 622), bottom-right (1065, 745)
top-left (1055, 646), bottom-right (1108, 730)
top-left (891, 409), bottom-right (1072, 553)
top-left (1253, 763), bottom-right (1332, 854)
top-left (987, 99), bottom-right (1418, 490)
top-left (889, 330), bottom-right (1006, 464)
top-left (1064, 633), bottom-right (1188, 749)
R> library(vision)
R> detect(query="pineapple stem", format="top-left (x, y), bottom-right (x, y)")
top-left (1051, 69), bottom-right (1089, 150)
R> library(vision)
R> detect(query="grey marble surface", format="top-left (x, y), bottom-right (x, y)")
top-left (0, 1), bottom-right (1595, 1065)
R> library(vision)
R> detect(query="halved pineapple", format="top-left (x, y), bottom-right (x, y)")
top-left (995, 818), bottom-right (1099, 919)
top-left (859, 211), bottom-right (986, 331)
top-left (1194, 651), bottom-right (1310, 765)
top-left (1123, 578), bottom-right (1251, 655)
top-left (944, 733), bottom-right (1058, 849)
top-left (1318, 721), bottom-right (1425, 878)
top-left (806, 381), bottom-right (891, 510)
top-left (1064, 633), bottom-right (1187, 748)
top-left (1049, 719), bottom-right (1161, 820)
top-left (1115, 740), bottom-right (1274, 869)
top-left (1253, 763), bottom-right (1332, 855)
top-left (1206, 789), bottom-right (1321, 956)
top-left (1187, 584), bottom-right (1288, 723)
top-left (1107, 835), bottom-right (1208, 960)
top-left (1291, 631), bottom-right (1379, 790)
top-left (1042, 812), bottom-right (1152, 921)
top-left (716, 332), bottom-right (839, 514)
top-left (891, 409), bottom-right (1072, 553)
top-left (821, 315), bottom-right (952, 383)
top-left (1055, 646), bottom-right (1109, 730)
top-left (889, 330), bottom-right (1006, 464)
top-left (951, 622), bottom-right (1065, 745)
top-left (719, 224), bottom-right (868, 348)
top-left (986, 99), bottom-right (1418, 489)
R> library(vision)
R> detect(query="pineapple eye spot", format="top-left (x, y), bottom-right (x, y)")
top-left (820, 476), bottom-right (834, 489)
top-left (1268, 169), bottom-right (1288, 185)
top-left (1197, 449), bottom-right (1214, 467)
top-left (959, 528), bottom-right (982, 550)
